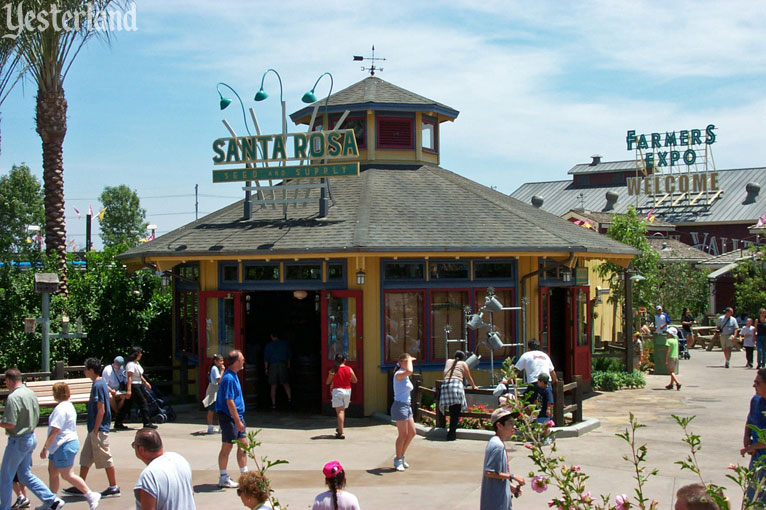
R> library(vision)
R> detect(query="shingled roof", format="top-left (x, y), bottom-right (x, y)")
top-left (119, 165), bottom-right (638, 261)
top-left (290, 76), bottom-right (459, 121)
top-left (647, 238), bottom-right (712, 263)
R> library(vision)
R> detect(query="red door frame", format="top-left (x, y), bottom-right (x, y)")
top-left (320, 290), bottom-right (363, 410)
top-left (198, 291), bottom-right (244, 400)
top-left (567, 286), bottom-right (591, 382)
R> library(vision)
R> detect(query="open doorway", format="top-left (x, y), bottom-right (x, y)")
top-left (243, 290), bottom-right (322, 412)
top-left (548, 287), bottom-right (567, 380)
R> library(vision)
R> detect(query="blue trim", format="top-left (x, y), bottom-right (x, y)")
top-left (217, 260), bottom-right (347, 291)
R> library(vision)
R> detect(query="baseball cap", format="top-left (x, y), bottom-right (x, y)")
top-left (490, 407), bottom-right (515, 426)
top-left (537, 372), bottom-right (550, 383)
top-left (322, 460), bottom-right (344, 479)
top-left (655, 305), bottom-right (662, 311)
top-left (113, 356), bottom-right (125, 367)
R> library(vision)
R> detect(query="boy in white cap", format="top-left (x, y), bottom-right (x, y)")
top-left (480, 408), bottom-right (525, 510)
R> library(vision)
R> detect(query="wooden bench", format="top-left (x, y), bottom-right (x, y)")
top-left (25, 378), bottom-right (92, 407)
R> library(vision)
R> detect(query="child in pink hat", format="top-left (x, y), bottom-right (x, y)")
top-left (312, 461), bottom-right (360, 510)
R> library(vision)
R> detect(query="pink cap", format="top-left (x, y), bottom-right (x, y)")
top-left (322, 460), bottom-right (343, 479)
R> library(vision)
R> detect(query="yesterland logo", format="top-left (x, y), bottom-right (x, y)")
top-left (2, 1), bottom-right (137, 40)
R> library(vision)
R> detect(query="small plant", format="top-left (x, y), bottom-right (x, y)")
top-left (234, 429), bottom-right (289, 509)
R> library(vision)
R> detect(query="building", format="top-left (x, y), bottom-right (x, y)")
top-left (119, 77), bottom-right (636, 415)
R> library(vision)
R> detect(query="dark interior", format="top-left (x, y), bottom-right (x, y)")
top-left (548, 287), bottom-right (567, 380)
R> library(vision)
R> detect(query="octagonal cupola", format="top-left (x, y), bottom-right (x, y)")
top-left (290, 76), bottom-right (458, 166)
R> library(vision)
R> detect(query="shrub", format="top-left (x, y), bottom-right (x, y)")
top-left (592, 356), bottom-right (624, 372)
top-left (592, 370), bottom-right (645, 392)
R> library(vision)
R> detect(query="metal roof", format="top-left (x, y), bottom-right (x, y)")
top-left (119, 165), bottom-right (637, 261)
top-left (511, 167), bottom-right (766, 224)
top-left (290, 76), bottom-right (459, 122)
top-left (568, 160), bottom-right (637, 175)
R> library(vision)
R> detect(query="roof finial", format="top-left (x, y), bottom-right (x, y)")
top-left (353, 45), bottom-right (386, 76)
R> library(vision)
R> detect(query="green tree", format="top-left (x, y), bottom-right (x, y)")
top-left (13, 0), bottom-right (121, 294)
top-left (733, 248), bottom-right (766, 318)
top-left (597, 206), bottom-right (661, 311)
top-left (0, 164), bottom-right (45, 257)
top-left (656, 262), bottom-right (710, 319)
top-left (99, 185), bottom-right (148, 248)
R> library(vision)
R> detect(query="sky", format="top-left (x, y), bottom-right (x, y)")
top-left (1, 0), bottom-right (765, 249)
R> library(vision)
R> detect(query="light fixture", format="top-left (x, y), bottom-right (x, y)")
top-left (254, 68), bottom-right (283, 103)
top-left (562, 268), bottom-right (572, 282)
top-left (630, 274), bottom-right (646, 282)
top-left (302, 72), bottom-right (334, 125)
top-left (215, 82), bottom-right (251, 135)
top-left (293, 290), bottom-right (308, 300)
top-left (356, 270), bottom-right (365, 285)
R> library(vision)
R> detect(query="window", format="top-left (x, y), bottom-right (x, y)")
top-left (244, 264), bottom-right (279, 281)
top-left (474, 262), bottom-right (513, 280)
top-left (175, 290), bottom-right (198, 356)
top-left (577, 289), bottom-right (589, 346)
top-left (430, 261), bottom-right (469, 280)
top-left (384, 262), bottom-right (425, 280)
top-left (222, 264), bottom-right (238, 282)
top-left (377, 116), bottom-right (414, 149)
top-left (474, 289), bottom-right (517, 359)
top-left (175, 262), bottom-right (199, 282)
top-left (430, 290), bottom-right (469, 360)
top-left (422, 117), bottom-right (437, 152)
top-left (384, 292), bottom-right (424, 362)
top-left (332, 116), bottom-right (366, 149)
top-left (328, 263), bottom-right (344, 281)
top-left (285, 264), bottom-right (322, 280)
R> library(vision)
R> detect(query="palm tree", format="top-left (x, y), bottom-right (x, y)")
top-left (14, 0), bottom-right (120, 294)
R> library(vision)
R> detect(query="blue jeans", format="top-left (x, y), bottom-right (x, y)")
top-left (757, 335), bottom-right (766, 368)
top-left (1, 433), bottom-right (55, 510)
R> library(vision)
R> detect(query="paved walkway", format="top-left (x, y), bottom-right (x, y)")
top-left (1, 347), bottom-right (757, 509)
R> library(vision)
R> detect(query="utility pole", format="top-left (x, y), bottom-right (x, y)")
top-left (85, 214), bottom-right (92, 252)
top-left (195, 184), bottom-right (199, 220)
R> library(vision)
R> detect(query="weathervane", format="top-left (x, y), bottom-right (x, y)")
top-left (353, 45), bottom-right (385, 76)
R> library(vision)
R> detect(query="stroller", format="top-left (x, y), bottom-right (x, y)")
top-left (137, 387), bottom-right (177, 424)
top-left (678, 330), bottom-right (691, 360)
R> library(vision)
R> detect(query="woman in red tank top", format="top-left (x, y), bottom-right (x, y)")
top-left (326, 354), bottom-right (358, 439)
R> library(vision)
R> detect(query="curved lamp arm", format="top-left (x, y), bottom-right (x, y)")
top-left (254, 68), bottom-right (284, 103)
top-left (302, 72), bottom-right (334, 127)
top-left (216, 82), bottom-right (252, 136)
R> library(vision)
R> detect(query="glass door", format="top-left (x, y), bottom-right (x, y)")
top-left (321, 290), bottom-right (363, 412)
top-left (565, 286), bottom-right (591, 382)
top-left (198, 291), bottom-right (243, 400)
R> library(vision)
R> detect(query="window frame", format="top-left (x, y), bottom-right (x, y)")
top-left (421, 115), bottom-right (438, 153)
top-left (376, 114), bottom-right (415, 150)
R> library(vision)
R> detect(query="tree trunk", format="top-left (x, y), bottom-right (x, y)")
top-left (36, 89), bottom-right (68, 295)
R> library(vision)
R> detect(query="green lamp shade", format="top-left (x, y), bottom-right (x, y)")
top-left (254, 89), bottom-right (268, 101)
top-left (219, 97), bottom-right (232, 110)
top-left (301, 91), bottom-right (317, 104)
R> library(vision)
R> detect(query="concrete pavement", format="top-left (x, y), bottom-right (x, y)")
top-left (2, 346), bottom-right (757, 509)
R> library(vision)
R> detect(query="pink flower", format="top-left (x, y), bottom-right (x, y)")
top-left (499, 397), bottom-right (507, 404)
top-left (581, 491), bottom-right (593, 503)
top-left (728, 463), bottom-right (737, 470)
top-left (546, 420), bottom-right (555, 427)
top-left (524, 443), bottom-right (534, 450)
top-left (531, 476), bottom-right (548, 493)
top-left (547, 501), bottom-right (557, 508)
top-left (616, 494), bottom-right (630, 510)
top-left (573, 465), bottom-right (581, 471)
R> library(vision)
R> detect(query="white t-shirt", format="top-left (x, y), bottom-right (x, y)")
top-left (312, 490), bottom-right (360, 510)
top-left (742, 325), bottom-right (756, 347)
top-left (125, 361), bottom-right (144, 384)
top-left (515, 350), bottom-right (555, 384)
top-left (209, 365), bottom-right (221, 385)
top-left (102, 364), bottom-right (125, 390)
top-left (48, 401), bottom-right (79, 454)
top-left (134, 452), bottom-right (196, 510)
top-left (654, 313), bottom-right (669, 333)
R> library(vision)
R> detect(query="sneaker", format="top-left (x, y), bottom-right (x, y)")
top-left (401, 455), bottom-right (409, 469)
top-left (725, 361), bottom-right (730, 368)
top-left (218, 477), bottom-right (239, 489)
top-left (207, 427), bottom-right (219, 434)
top-left (62, 487), bottom-right (84, 497)
top-left (39, 499), bottom-right (65, 510)
top-left (12, 495), bottom-right (30, 509)
top-left (394, 457), bottom-right (405, 472)
top-left (85, 492), bottom-right (101, 510)
top-left (100, 486), bottom-right (121, 498)
top-left (113, 423), bottom-right (129, 431)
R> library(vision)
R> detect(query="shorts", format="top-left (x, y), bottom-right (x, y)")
top-left (80, 431), bottom-right (113, 469)
top-left (268, 362), bottom-right (289, 385)
top-left (50, 439), bottom-right (80, 468)
top-left (667, 358), bottom-right (677, 372)
top-left (722, 335), bottom-right (739, 349)
top-left (391, 401), bottom-right (412, 421)
top-left (205, 402), bottom-right (216, 412)
top-left (218, 411), bottom-right (246, 443)
top-left (331, 388), bottom-right (351, 409)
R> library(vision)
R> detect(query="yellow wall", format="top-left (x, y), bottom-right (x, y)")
top-left (585, 259), bottom-right (623, 345)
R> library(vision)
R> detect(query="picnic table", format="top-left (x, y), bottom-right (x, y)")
top-left (693, 326), bottom-right (741, 351)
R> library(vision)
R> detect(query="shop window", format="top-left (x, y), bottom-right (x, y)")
top-left (384, 262), bottom-right (425, 280)
top-left (430, 290), bottom-right (469, 360)
top-left (175, 290), bottom-right (199, 356)
top-left (422, 117), bottom-right (437, 152)
top-left (328, 263), bottom-right (344, 281)
top-left (377, 116), bottom-right (414, 149)
top-left (244, 264), bottom-right (279, 281)
top-left (384, 291), bottom-right (424, 362)
top-left (474, 288), bottom-right (517, 359)
top-left (222, 264), bottom-right (238, 282)
top-left (430, 261), bottom-right (469, 280)
top-left (285, 263), bottom-right (322, 280)
top-left (175, 262), bottom-right (199, 283)
top-left (331, 116), bottom-right (366, 149)
top-left (577, 288), bottom-right (589, 346)
top-left (474, 262), bottom-right (513, 280)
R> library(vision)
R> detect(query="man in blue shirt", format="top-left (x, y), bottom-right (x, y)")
top-left (263, 332), bottom-right (292, 409)
top-left (215, 350), bottom-right (249, 489)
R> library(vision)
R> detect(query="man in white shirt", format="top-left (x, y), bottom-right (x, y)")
top-left (102, 356), bottom-right (128, 419)
top-left (717, 306), bottom-right (740, 369)
top-left (514, 338), bottom-right (557, 386)
top-left (133, 428), bottom-right (195, 510)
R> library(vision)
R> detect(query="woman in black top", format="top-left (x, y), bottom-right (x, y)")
top-left (756, 309), bottom-right (766, 369)
top-left (681, 307), bottom-right (695, 349)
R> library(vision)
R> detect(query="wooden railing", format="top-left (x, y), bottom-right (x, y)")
top-left (553, 375), bottom-right (583, 427)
